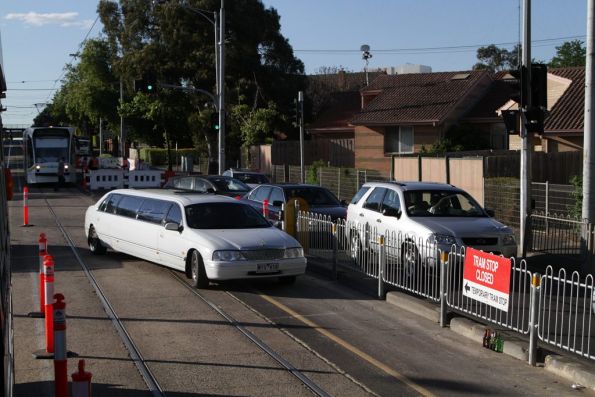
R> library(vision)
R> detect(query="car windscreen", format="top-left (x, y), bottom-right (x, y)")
top-left (208, 177), bottom-right (250, 192)
top-left (185, 202), bottom-right (271, 229)
top-left (403, 190), bottom-right (487, 217)
top-left (284, 187), bottom-right (341, 206)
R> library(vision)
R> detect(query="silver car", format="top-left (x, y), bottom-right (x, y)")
top-left (346, 181), bottom-right (517, 264)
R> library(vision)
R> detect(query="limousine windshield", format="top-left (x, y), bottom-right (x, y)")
top-left (186, 202), bottom-right (270, 229)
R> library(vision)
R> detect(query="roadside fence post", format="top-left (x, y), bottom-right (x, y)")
top-left (44, 255), bottom-right (55, 353)
top-left (378, 235), bottom-right (386, 299)
top-left (439, 250), bottom-right (448, 328)
top-left (528, 273), bottom-right (541, 366)
top-left (53, 293), bottom-right (67, 397)
top-left (72, 360), bottom-right (93, 397)
top-left (331, 223), bottom-right (338, 280)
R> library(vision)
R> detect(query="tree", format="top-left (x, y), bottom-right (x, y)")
top-left (549, 40), bottom-right (586, 68)
top-left (472, 44), bottom-right (520, 72)
top-left (97, 0), bottom-right (305, 165)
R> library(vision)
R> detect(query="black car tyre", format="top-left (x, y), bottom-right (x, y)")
top-left (190, 250), bottom-right (209, 289)
top-left (88, 226), bottom-right (107, 255)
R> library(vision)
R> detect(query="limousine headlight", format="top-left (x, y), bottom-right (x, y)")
top-left (502, 234), bottom-right (516, 246)
top-left (212, 250), bottom-right (245, 261)
top-left (284, 247), bottom-right (304, 258)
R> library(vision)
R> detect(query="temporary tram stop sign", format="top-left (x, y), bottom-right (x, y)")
top-left (462, 248), bottom-right (512, 312)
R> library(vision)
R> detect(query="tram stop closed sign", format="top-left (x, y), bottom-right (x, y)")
top-left (462, 248), bottom-right (512, 312)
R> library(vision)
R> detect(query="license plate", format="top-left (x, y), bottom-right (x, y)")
top-left (256, 263), bottom-right (279, 273)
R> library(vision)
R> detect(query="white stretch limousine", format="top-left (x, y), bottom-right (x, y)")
top-left (84, 189), bottom-right (307, 287)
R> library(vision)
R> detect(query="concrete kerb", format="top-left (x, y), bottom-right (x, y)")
top-left (384, 291), bottom-right (595, 391)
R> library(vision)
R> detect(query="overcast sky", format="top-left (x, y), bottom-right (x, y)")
top-left (1, 0), bottom-right (588, 126)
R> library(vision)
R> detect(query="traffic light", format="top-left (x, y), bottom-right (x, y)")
top-left (508, 66), bottom-right (527, 108)
top-left (134, 74), bottom-right (157, 93)
top-left (530, 64), bottom-right (547, 110)
top-left (210, 112), bottom-right (219, 131)
top-left (501, 110), bottom-right (519, 134)
top-left (507, 64), bottom-right (548, 135)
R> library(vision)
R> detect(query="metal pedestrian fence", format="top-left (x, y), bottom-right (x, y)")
top-left (296, 210), bottom-right (595, 365)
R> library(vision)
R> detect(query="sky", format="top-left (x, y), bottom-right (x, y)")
top-left (0, 0), bottom-right (588, 127)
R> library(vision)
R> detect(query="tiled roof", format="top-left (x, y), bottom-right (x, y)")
top-left (351, 70), bottom-right (490, 125)
top-left (463, 79), bottom-right (516, 120)
top-left (545, 67), bottom-right (584, 133)
top-left (308, 91), bottom-right (360, 131)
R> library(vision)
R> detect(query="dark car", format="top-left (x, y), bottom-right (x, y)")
top-left (222, 169), bottom-right (270, 187)
top-left (241, 183), bottom-right (347, 223)
top-left (163, 175), bottom-right (251, 197)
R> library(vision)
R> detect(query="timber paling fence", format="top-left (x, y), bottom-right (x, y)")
top-left (296, 211), bottom-right (595, 364)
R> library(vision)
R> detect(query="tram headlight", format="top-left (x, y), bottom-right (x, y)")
top-left (64, 164), bottom-right (69, 170)
top-left (35, 165), bottom-right (41, 171)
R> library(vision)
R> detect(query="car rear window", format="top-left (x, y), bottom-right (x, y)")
top-left (284, 187), bottom-right (340, 206)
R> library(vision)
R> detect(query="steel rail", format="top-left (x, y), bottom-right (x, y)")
top-left (169, 271), bottom-right (332, 397)
top-left (45, 198), bottom-right (166, 397)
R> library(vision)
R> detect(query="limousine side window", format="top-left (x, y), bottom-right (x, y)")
top-left (138, 199), bottom-right (172, 224)
top-left (100, 194), bottom-right (123, 214)
top-left (115, 196), bottom-right (144, 218)
top-left (164, 204), bottom-right (182, 225)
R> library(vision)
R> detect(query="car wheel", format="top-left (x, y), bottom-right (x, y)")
top-left (350, 230), bottom-right (362, 261)
top-left (88, 226), bottom-right (106, 255)
top-left (190, 250), bottom-right (209, 289)
top-left (278, 275), bottom-right (297, 285)
top-left (401, 241), bottom-right (420, 280)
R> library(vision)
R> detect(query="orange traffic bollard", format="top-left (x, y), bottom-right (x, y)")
top-left (22, 186), bottom-right (29, 226)
top-left (53, 294), bottom-right (67, 397)
top-left (44, 256), bottom-right (55, 353)
top-left (71, 360), bottom-right (92, 397)
top-left (39, 234), bottom-right (48, 313)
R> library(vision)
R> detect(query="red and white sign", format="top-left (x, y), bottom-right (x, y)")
top-left (462, 247), bottom-right (512, 312)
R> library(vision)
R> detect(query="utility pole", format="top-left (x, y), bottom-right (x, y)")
top-left (298, 91), bottom-right (305, 183)
top-left (583, 0), bottom-right (595, 275)
top-left (120, 77), bottom-right (125, 159)
top-left (218, 0), bottom-right (226, 174)
top-left (519, 0), bottom-right (532, 257)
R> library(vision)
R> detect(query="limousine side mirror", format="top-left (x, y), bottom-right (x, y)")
top-left (165, 222), bottom-right (182, 232)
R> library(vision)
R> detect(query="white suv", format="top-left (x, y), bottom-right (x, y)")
top-left (346, 181), bottom-right (517, 259)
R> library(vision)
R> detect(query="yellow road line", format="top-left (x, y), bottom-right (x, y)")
top-left (258, 292), bottom-right (436, 397)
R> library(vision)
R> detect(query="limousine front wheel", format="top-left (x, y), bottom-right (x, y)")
top-left (88, 226), bottom-right (107, 255)
top-left (190, 250), bottom-right (209, 289)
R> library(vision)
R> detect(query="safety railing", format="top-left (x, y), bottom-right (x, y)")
top-left (296, 210), bottom-right (595, 364)
top-left (446, 247), bottom-right (533, 334)
top-left (538, 266), bottom-right (594, 360)
top-left (528, 212), bottom-right (586, 257)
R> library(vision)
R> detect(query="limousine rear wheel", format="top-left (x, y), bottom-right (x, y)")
top-left (190, 250), bottom-right (209, 289)
top-left (88, 226), bottom-right (107, 255)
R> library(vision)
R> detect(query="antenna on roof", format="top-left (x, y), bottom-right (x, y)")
top-left (361, 44), bottom-right (372, 86)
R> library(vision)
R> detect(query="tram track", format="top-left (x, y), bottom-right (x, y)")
top-left (42, 189), bottom-right (333, 397)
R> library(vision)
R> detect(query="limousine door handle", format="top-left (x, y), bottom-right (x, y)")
top-left (376, 218), bottom-right (382, 223)
top-left (359, 213), bottom-right (364, 217)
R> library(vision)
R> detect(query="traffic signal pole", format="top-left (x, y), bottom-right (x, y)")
top-left (582, 0), bottom-right (595, 274)
top-left (218, 0), bottom-right (226, 174)
top-left (519, 0), bottom-right (532, 257)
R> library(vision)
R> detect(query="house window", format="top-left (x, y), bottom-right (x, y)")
top-left (385, 126), bottom-right (414, 154)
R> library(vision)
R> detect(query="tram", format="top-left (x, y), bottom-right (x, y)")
top-left (23, 126), bottom-right (76, 184)
top-left (0, 31), bottom-right (14, 397)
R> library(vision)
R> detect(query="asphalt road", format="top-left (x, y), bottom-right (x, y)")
top-left (7, 179), bottom-right (594, 397)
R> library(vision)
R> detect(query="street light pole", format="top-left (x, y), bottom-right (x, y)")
top-left (218, 0), bottom-right (226, 174)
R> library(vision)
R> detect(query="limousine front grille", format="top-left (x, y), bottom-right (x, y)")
top-left (241, 249), bottom-right (285, 261)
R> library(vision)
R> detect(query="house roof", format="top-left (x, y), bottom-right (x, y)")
top-left (544, 67), bottom-right (584, 134)
top-left (307, 71), bottom-right (384, 92)
top-left (463, 77), bottom-right (516, 121)
top-left (308, 91), bottom-right (360, 133)
top-left (350, 70), bottom-right (490, 125)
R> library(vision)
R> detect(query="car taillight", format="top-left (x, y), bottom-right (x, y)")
top-left (234, 195), bottom-right (241, 200)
